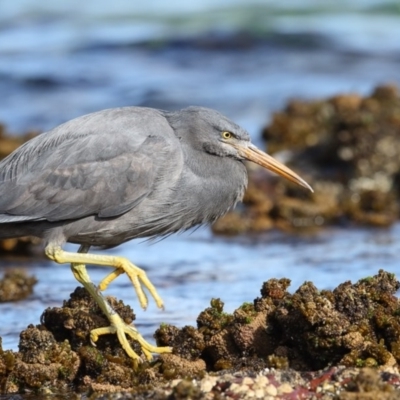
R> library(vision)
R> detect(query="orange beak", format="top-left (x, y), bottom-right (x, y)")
top-left (235, 143), bottom-right (313, 192)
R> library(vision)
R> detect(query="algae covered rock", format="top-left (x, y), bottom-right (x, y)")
top-left (214, 84), bottom-right (400, 234)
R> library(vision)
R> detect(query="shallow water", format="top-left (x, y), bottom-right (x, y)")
top-left (1, 1), bottom-right (400, 352)
top-left (1, 224), bottom-right (400, 351)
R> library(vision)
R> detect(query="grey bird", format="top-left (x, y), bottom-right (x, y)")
top-left (0, 106), bottom-right (312, 361)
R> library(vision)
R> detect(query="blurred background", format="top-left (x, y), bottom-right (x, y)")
top-left (1, 0), bottom-right (400, 351)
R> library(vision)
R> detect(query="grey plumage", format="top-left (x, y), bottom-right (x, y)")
top-left (0, 106), bottom-right (249, 247)
top-left (0, 105), bottom-right (312, 361)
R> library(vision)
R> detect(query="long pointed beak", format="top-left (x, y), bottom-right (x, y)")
top-left (235, 143), bottom-right (313, 192)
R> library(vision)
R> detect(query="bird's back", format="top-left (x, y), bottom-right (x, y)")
top-left (0, 106), bottom-right (249, 247)
top-left (0, 107), bottom-right (185, 243)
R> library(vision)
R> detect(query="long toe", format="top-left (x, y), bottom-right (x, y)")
top-left (90, 313), bottom-right (172, 362)
top-left (99, 258), bottom-right (164, 310)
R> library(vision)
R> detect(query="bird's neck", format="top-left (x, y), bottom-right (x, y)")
top-left (175, 148), bottom-right (248, 223)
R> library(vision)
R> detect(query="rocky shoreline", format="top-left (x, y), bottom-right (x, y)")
top-left (0, 270), bottom-right (399, 398)
top-left (1, 86), bottom-right (400, 398)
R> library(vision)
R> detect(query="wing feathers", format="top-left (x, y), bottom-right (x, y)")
top-left (0, 107), bottom-right (177, 223)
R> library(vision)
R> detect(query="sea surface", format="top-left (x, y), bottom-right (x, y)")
top-left (1, 0), bottom-right (400, 351)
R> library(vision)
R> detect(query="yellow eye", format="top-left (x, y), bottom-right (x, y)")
top-left (222, 131), bottom-right (232, 139)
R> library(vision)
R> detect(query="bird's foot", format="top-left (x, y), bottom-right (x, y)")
top-left (98, 258), bottom-right (164, 310)
top-left (46, 245), bottom-right (164, 311)
top-left (90, 313), bottom-right (172, 362)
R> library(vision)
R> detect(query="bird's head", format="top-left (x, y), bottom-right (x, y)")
top-left (167, 106), bottom-right (313, 192)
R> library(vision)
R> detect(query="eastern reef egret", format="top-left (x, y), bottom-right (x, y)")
top-left (0, 106), bottom-right (312, 361)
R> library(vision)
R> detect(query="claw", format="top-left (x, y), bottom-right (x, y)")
top-left (48, 244), bottom-right (169, 361)
top-left (99, 259), bottom-right (163, 310)
top-left (91, 313), bottom-right (172, 362)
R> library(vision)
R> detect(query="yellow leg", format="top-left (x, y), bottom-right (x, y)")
top-left (52, 244), bottom-right (172, 361)
top-left (45, 244), bottom-right (163, 309)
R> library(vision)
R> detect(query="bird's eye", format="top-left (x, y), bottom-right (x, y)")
top-left (222, 131), bottom-right (232, 139)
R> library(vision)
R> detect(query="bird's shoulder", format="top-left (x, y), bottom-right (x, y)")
top-left (0, 107), bottom-right (181, 181)
top-left (0, 107), bottom-right (183, 222)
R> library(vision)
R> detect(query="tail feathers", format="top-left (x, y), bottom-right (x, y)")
top-left (0, 214), bottom-right (43, 223)
top-left (0, 216), bottom-right (42, 239)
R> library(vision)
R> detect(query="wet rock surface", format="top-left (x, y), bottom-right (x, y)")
top-left (214, 84), bottom-right (400, 235)
top-left (2, 86), bottom-right (400, 398)
top-left (0, 124), bottom-right (37, 160)
top-left (156, 270), bottom-right (400, 373)
top-left (0, 270), bottom-right (400, 398)
top-left (0, 270), bottom-right (37, 302)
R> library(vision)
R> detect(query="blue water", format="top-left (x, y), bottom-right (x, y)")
top-left (1, 224), bottom-right (400, 351)
top-left (1, 0), bottom-right (400, 351)
top-left (1, 1), bottom-right (400, 133)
